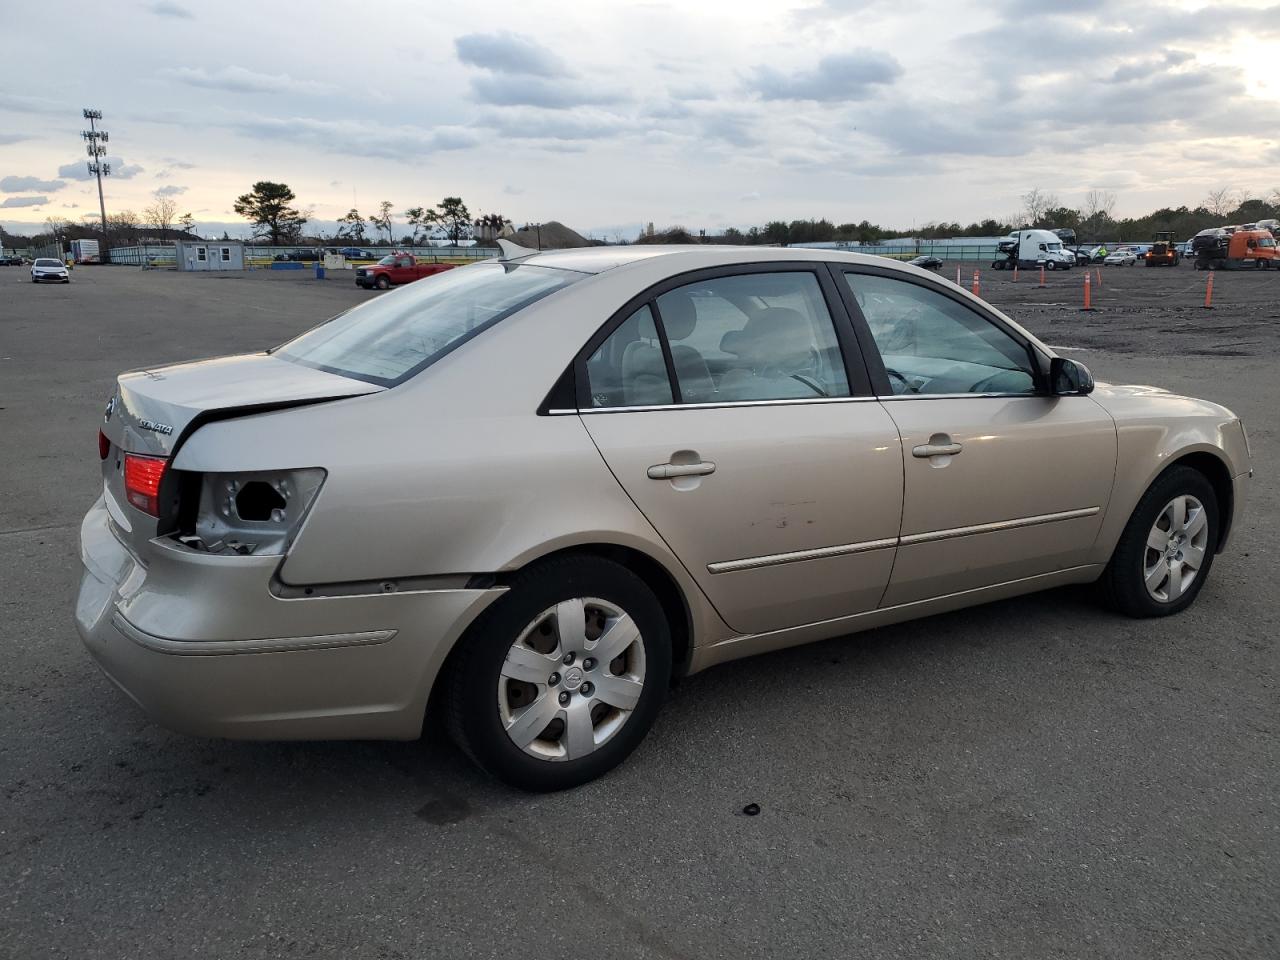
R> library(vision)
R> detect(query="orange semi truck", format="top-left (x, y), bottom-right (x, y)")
top-left (1192, 227), bottom-right (1279, 270)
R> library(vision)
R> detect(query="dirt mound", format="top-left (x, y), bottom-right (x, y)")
top-left (508, 221), bottom-right (593, 249)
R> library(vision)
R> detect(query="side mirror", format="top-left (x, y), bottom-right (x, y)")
top-left (1049, 356), bottom-right (1094, 396)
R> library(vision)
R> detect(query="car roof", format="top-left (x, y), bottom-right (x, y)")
top-left (510, 244), bottom-right (928, 276)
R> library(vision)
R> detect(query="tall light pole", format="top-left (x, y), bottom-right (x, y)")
top-left (82, 108), bottom-right (112, 262)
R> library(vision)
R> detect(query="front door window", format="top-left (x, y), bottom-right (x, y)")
top-left (844, 272), bottom-right (1036, 395)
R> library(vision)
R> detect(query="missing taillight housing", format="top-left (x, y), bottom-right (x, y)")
top-left (173, 468), bottom-right (325, 556)
top-left (124, 453), bottom-right (168, 516)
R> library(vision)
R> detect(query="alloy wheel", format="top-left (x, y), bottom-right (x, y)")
top-left (497, 597), bottom-right (646, 762)
top-left (1143, 494), bottom-right (1209, 603)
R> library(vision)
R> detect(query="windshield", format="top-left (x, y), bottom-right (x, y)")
top-left (377, 255), bottom-right (398, 265)
top-left (34, 258), bottom-right (62, 267)
top-left (274, 261), bottom-right (586, 386)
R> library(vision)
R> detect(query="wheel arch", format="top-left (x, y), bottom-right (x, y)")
top-left (424, 541), bottom-right (698, 732)
top-left (1164, 450), bottom-right (1234, 552)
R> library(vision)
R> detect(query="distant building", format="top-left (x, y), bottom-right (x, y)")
top-left (175, 239), bottom-right (245, 271)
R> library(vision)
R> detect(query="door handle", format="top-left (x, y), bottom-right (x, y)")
top-left (912, 441), bottom-right (963, 458)
top-left (647, 461), bottom-right (716, 480)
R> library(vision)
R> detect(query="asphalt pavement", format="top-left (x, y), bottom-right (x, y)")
top-left (1, 263), bottom-right (1276, 959)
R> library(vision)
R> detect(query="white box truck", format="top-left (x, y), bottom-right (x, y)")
top-left (992, 229), bottom-right (1074, 271)
top-left (69, 238), bottom-right (101, 264)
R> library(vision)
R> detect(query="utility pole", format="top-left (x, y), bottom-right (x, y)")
top-left (81, 109), bottom-right (112, 262)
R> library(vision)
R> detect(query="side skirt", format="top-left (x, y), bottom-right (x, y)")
top-left (687, 564), bottom-right (1103, 673)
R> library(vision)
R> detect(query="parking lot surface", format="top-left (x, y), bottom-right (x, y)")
top-left (2, 263), bottom-right (1276, 959)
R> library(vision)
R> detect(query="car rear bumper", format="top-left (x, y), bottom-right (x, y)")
top-left (74, 497), bottom-right (504, 740)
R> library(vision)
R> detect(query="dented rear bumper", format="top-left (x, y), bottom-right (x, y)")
top-left (75, 496), bottom-right (503, 740)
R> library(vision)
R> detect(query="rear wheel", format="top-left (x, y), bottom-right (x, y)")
top-left (446, 557), bottom-right (671, 791)
top-left (1100, 466), bottom-right (1218, 618)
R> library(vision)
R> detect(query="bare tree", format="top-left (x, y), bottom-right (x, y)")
top-left (104, 210), bottom-right (140, 244)
top-left (178, 212), bottom-right (196, 237)
top-left (143, 194), bottom-right (178, 238)
top-left (1204, 186), bottom-right (1239, 218)
top-left (1021, 188), bottom-right (1060, 226)
top-left (1082, 190), bottom-right (1117, 222)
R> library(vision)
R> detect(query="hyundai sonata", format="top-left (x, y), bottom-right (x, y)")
top-left (76, 243), bottom-right (1251, 790)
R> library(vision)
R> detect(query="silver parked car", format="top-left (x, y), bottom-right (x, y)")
top-left (76, 244), bottom-right (1252, 790)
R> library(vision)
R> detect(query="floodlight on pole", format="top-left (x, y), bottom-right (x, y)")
top-left (81, 108), bottom-right (112, 261)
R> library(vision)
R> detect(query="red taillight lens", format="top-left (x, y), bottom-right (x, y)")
top-left (124, 454), bottom-right (168, 516)
top-left (98, 429), bottom-right (110, 460)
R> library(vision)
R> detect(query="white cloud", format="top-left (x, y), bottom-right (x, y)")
top-left (56, 157), bottom-right (145, 180)
top-left (750, 50), bottom-right (903, 101)
top-left (154, 184), bottom-right (188, 197)
top-left (1, 176), bottom-right (65, 193)
top-left (455, 32), bottom-right (567, 77)
top-left (0, 92), bottom-right (63, 114)
top-left (158, 65), bottom-right (331, 95)
top-left (1, 196), bottom-right (48, 208)
top-left (148, 0), bottom-right (194, 17)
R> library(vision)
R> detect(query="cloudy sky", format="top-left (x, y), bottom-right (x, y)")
top-left (3, 0), bottom-right (1279, 240)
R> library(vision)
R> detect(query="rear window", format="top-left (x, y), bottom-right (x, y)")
top-left (273, 261), bottom-right (585, 386)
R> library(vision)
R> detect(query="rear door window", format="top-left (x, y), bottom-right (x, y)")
top-left (655, 272), bottom-right (850, 403)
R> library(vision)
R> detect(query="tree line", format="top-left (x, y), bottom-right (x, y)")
top-left (640, 185), bottom-right (1280, 246)
top-left (232, 182), bottom-right (510, 246)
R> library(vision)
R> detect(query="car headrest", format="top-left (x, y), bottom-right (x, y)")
top-left (657, 290), bottom-right (698, 340)
top-left (634, 305), bottom-right (658, 341)
top-left (726, 308), bottom-right (813, 368)
top-left (720, 329), bottom-right (746, 355)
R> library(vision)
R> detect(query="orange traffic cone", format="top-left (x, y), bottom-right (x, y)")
top-left (1203, 271), bottom-right (1215, 310)
top-left (1038, 266), bottom-right (1046, 287)
top-left (1081, 270), bottom-right (1095, 311)
top-left (1013, 265), bottom-right (1019, 282)
top-left (972, 270), bottom-right (981, 297)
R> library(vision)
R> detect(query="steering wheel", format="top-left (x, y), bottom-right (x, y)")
top-left (884, 367), bottom-right (915, 394)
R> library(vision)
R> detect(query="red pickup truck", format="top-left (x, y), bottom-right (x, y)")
top-left (355, 252), bottom-right (455, 290)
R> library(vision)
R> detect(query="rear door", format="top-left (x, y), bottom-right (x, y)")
top-left (833, 265), bottom-right (1117, 606)
top-left (577, 264), bottom-right (904, 635)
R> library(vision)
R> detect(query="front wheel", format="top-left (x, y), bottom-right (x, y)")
top-left (1100, 466), bottom-right (1218, 618)
top-left (1047, 261), bottom-right (1057, 271)
top-left (375, 275), bottom-right (390, 290)
top-left (446, 557), bottom-right (671, 791)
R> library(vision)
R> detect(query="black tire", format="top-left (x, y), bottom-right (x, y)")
top-left (446, 556), bottom-right (672, 791)
top-left (375, 275), bottom-right (390, 290)
top-left (1099, 465), bottom-right (1219, 618)
top-left (1047, 261), bottom-right (1057, 271)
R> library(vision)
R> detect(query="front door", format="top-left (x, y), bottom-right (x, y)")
top-left (578, 267), bottom-right (903, 635)
top-left (837, 268), bottom-right (1117, 606)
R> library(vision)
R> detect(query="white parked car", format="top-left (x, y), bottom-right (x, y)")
top-left (1104, 248), bottom-right (1139, 266)
top-left (31, 257), bottom-right (70, 283)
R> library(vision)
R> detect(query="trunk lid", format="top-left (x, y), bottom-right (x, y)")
top-left (99, 352), bottom-right (382, 549)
